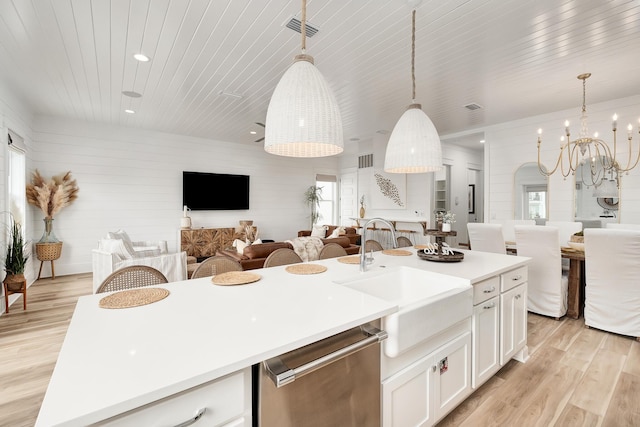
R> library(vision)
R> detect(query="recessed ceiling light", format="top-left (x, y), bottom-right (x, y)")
top-left (133, 53), bottom-right (150, 62)
top-left (124, 109), bottom-right (135, 114)
top-left (250, 131), bottom-right (257, 135)
top-left (480, 139), bottom-right (485, 144)
top-left (122, 90), bottom-right (142, 98)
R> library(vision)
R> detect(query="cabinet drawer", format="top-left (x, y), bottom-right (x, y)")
top-left (96, 369), bottom-right (249, 427)
top-left (500, 266), bottom-right (527, 292)
top-left (473, 276), bottom-right (500, 305)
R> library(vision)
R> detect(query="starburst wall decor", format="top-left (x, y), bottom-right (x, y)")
top-left (372, 170), bottom-right (406, 209)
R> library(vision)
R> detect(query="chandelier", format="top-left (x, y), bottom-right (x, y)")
top-left (536, 73), bottom-right (640, 189)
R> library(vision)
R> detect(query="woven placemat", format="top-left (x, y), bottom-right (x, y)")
top-left (382, 249), bottom-right (412, 256)
top-left (337, 256), bottom-right (360, 264)
top-left (285, 264), bottom-right (328, 275)
top-left (212, 271), bottom-right (261, 286)
top-left (99, 288), bottom-right (170, 309)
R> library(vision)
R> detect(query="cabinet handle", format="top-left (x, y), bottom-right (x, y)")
top-left (515, 294), bottom-right (522, 300)
top-left (483, 286), bottom-right (495, 293)
top-left (432, 365), bottom-right (437, 372)
top-left (483, 302), bottom-right (496, 309)
top-left (512, 275), bottom-right (522, 281)
top-left (173, 408), bottom-right (206, 427)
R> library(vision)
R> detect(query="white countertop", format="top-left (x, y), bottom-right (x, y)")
top-left (37, 248), bottom-right (528, 426)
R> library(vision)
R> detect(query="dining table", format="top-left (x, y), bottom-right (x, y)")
top-left (507, 243), bottom-right (585, 319)
top-left (561, 247), bottom-right (585, 319)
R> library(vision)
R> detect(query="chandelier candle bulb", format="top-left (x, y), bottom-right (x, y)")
top-left (613, 114), bottom-right (618, 131)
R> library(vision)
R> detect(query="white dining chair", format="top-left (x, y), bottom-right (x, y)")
top-left (514, 225), bottom-right (568, 319)
top-left (545, 221), bottom-right (583, 246)
top-left (605, 223), bottom-right (640, 231)
top-left (584, 228), bottom-right (640, 340)
top-left (467, 223), bottom-right (506, 254)
top-left (492, 219), bottom-right (535, 244)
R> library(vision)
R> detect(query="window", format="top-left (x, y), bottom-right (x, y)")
top-left (7, 134), bottom-right (26, 229)
top-left (524, 185), bottom-right (546, 220)
top-left (316, 174), bottom-right (337, 225)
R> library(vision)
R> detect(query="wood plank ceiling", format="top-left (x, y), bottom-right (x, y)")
top-left (0, 0), bottom-right (638, 152)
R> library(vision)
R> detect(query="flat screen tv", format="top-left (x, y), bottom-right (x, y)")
top-left (183, 171), bottom-right (250, 210)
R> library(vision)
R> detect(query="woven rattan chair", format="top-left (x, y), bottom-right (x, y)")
top-left (362, 239), bottom-right (384, 253)
top-left (319, 243), bottom-right (348, 259)
top-left (396, 236), bottom-right (413, 248)
top-left (191, 256), bottom-right (243, 279)
top-left (97, 265), bottom-right (168, 293)
top-left (264, 248), bottom-right (303, 268)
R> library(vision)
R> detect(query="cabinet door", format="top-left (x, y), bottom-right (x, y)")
top-left (500, 284), bottom-right (527, 365)
top-left (382, 357), bottom-right (433, 427)
top-left (433, 332), bottom-right (472, 422)
top-left (472, 297), bottom-right (500, 388)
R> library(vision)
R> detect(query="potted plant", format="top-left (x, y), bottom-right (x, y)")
top-left (26, 170), bottom-right (79, 243)
top-left (4, 217), bottom-right (28, 291)
top-left (304, 185), bottom-right (323, 228)
top-left (436, 211), bottom-right (456, 232)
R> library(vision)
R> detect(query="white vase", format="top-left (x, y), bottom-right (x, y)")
top-left (442, 223), bottom-right (452, 232)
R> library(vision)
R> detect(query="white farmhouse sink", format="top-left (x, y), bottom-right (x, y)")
top-left (335, 266), bottom-right (472, 358)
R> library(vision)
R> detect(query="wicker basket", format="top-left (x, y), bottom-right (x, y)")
top-left (35, 242), bottom-right (63, 261)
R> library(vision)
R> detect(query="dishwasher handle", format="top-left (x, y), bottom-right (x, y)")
top-left (263, 325), bottom-right (388, 388)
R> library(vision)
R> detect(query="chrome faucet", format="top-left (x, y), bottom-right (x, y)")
top-left (360, 218), bottom-right (398, 272)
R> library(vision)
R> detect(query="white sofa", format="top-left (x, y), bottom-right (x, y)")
top-left (91, 231), bottom-right (187, 293)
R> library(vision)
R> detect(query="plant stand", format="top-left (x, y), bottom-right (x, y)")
top-left (3, 275), bottom-right (27, 313)
top-left (36, 242), bottom-right (63, 280)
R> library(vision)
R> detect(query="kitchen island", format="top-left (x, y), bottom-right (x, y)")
top-left (37, 247), bottom-right (529, 426)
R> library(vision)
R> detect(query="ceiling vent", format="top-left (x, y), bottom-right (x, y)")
top-left (285, 17), bottom-right (319, 37)
top-left (464, 103), bottom-right (483, 111)
top-left (358, 153), bottom-right (373, 169)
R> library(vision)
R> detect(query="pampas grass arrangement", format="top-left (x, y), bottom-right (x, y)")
top-left (26, 170), bottom-right (79, 219)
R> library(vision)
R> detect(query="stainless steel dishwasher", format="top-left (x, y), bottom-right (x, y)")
top-left (254, 324), bottom-right (387, 427)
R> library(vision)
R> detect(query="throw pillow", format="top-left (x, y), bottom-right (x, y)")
top-left (107, 229), bottom-right (135, 254)
top-left (252, 238), bottom-right (262, 245)
top-left (99, 239), bottom-right (134, 261)
top-left (328, 226), bottom-right (345, 238)
top-left (233, 239), bottom-right (248, 254)
top-left (311, 225), bottom-right (328, 238)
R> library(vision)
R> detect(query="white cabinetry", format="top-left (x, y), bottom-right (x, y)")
top-left (472, 266), bottom-right (528, 389)
top-left (500, 266), bottom-right (528, 365)
top-left (471, 276), bottom-right (500, 388)
top-left (95, 368), bottom-right (251, 427)
top-left (382, 332), bottom-right (471, 427)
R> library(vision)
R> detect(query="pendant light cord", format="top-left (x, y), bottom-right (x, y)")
top-left (301, 0), bottom-right (307, 52)
top-left (411, 9), bottom-right (416, 102)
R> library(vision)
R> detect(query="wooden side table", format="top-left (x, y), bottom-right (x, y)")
top-left (3, 276), bottom-right (27, 313)
top-left (35, 242), bottom-right (63, 280)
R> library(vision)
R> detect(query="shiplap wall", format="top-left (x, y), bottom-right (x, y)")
top-left (29, 116), bottom-right (339, 277)
top-left (485, 94), bottom-right (640, 224)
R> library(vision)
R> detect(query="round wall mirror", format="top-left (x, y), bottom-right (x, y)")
top-left (514, 162), bottom-right (548, 221)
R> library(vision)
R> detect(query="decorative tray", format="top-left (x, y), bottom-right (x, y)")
top-left (416, 249), bottom-right (464, 263)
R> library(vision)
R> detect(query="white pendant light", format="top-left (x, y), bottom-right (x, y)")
top-left (264, 0), bottom-right (343, 158)
top-left (384, 10), bottom-right (442, 173)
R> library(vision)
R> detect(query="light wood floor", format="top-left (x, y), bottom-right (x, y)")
top-left (1, 274), bottom-right (639, 427)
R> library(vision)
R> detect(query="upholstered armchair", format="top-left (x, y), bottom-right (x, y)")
top-left (91, 230), bottom-right (187, 293)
